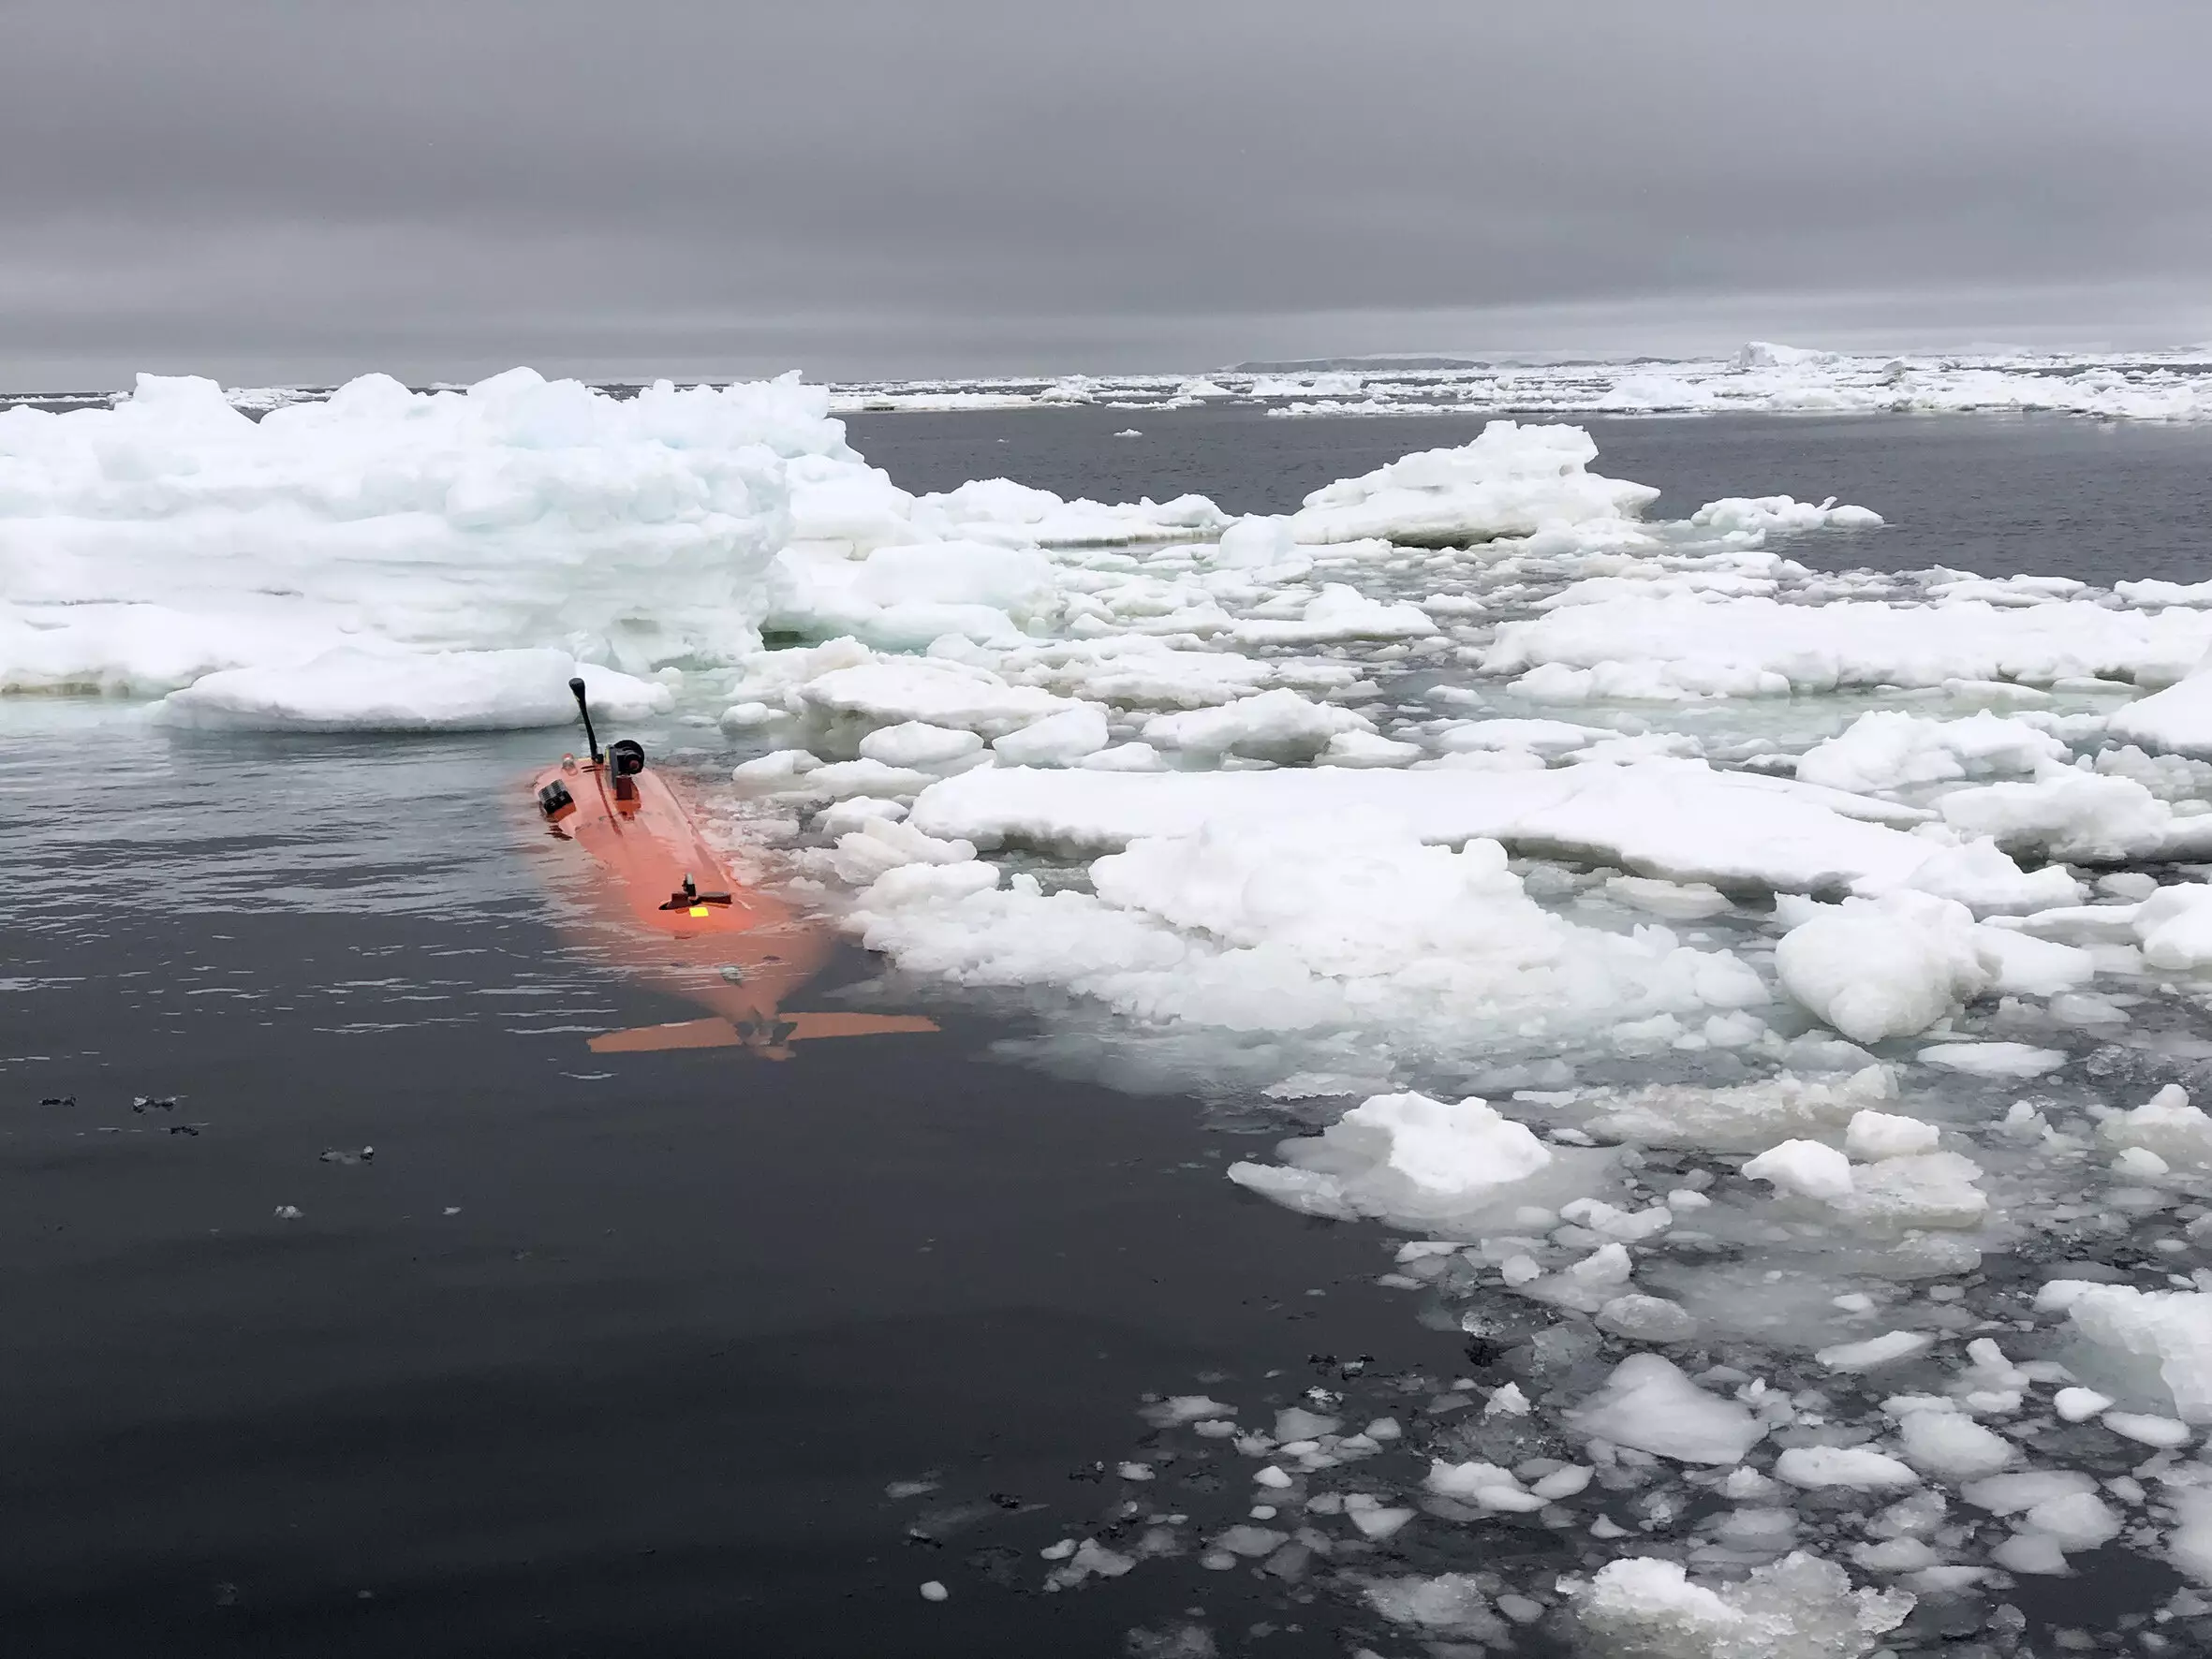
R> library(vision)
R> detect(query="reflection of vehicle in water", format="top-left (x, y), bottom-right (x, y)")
top-left (528, 678), bottom-right (936, 1059)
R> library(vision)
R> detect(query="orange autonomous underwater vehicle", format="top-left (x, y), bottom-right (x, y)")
top-left (529, 678), bottom-right (936, 1058)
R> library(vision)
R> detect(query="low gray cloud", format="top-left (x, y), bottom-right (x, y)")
top-left (3, 0), bottom-right (2208, 387)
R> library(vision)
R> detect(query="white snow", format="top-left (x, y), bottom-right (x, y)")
top-left (907, 760), bottom-right (1952, 897)
top-left (155, 648), bottom-right (671, 732)
top-left (1287, 421), bottom-right (1659, 547)
top-left (2, 369), bottom-right (845, 694)
top-left (1567, 1355), bottom-right (1765, 1465)
top-left (2037, 1280), bottom-right (2212, 1422)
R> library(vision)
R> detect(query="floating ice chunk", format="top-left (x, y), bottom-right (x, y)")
top-left (1836, 1152), bottom-right (1989, 1231)
top-left (2171, 1489), bottom-right (2212, 1585)
top-left (2, 369), bottom-right (845, 694)
top-left (1140, 1395), bottom-right (1234, 1427)
top-left (2036, 1280), bottom-right (2212, 1422)
top-left (1228, 1092), bottom-right (1557, 1228)
top-left (1690, 495), bottom-right (1883, 535)
top-left (2101, 1084), bottom-right (2212, 1166)
top-left (1897, 837), bottom-right (2085, 915)
top-left (815, 797), bottom-right (907, 837)
top-left (2052, 1387), bottom-right (2113, 1422)
top-left (800, 758), bottom-right (939, 800)
top-left (2021, 1490), bottom-right (2122, 1551)
top-left (1743, 1140), bottom-right (1856, 1201)
top-left (1348, 1503), bottom-right (1416, 1540)
top-left (858, 721), bottom-right (986, 769)
top-left (1895, 1411), bottom-right (2017, 1480)
top-left (907, 759), bottom-right (1944, 895)
top-left (156, 648), bottom-right (671, 732)
top-left (991, 704), bottom-right (1111, 767)
top-left (1916, 1042), bottom-right (2066, 1078)
top-left (798, 659), bottom-right (1078, 739)
top-left (1485, 593), bottom-right (2212, 698)
top-left (1363, 1574), bottom-right (1509, 1639)
top-left (829, 818), bottom-right (978, 886)
top-left (1572, 1551), bottom-right (1913, 1659)
top-left (1597, 1293), bottom-right (1700, 1343)
top-left (1775, 1446), bottom-right (1921, 1490)
top-left (1432, 716), bottom-right (1605, 756)
top-left (1229, 583), bottom-right (1438, 644)
top-left (719, 700), bottom-right (780, 731)
top-left (1845, 1111), bottom-right (1940, 1162)
top-left (854, 807), bottom-right (1770, 1068)
top-left (1816, 1331), bottom-right (1934, 1373)
top-left (1425, 1461), bottom-right (1549, 1512)
top-left (1288, 421), bottom-right (1658, 548)
top-left (1605, 875), bottom-right (1733, 920)
top-left (1969, 926), bottom-right (2097, 997)
top-left (1939, 771), bottom-right (2201, 863)
top-left (2102, 1411), bottom-right (2191, 1448)
top-left (1793, 711), bottom-right (2067, 796)
top-left (1078, 741), bottom-right (1167, 772)
top-left (1958, 1469), bottom-right (2101, 1515)
top-left (763, 539), bottom-right (1055, 648)
top-left (1568, 1355), bottom-right (1765, 1465)
top-left (2109, 653), bottom-right (2212, 756)
top-left (733, 748), bottom-right (822, 781)
top-left (1587, 1065), bottom-right (1895, 1155)
top-left (1319, 728), bottom-right (1424, 768)
top-left (2132, 884), bottom-right (2212, 969)
top-left (1142, 688), bottom-right (1372, 762)
top-left (1775, 893), bottom-right (1990, 1044)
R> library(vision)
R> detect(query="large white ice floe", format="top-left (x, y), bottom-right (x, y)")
top-left (906, 759), bottom-right (2000, 899)
top-left (0, 368), bottom-right (845, 693)
top-left (847, 815), bottom-right (1768, 1057)
top-left (1286, 420), bottom-right (1659, 547)
top-left (1486, 594), bottom-right (2212, 698)
top-left (154, 648), bottom-right (672, 732)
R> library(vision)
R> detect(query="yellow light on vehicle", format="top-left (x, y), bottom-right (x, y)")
top-left (688, 905), bottom-right (710, 918)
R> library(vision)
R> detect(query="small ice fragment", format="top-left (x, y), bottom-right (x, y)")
top-left (1896, 1410), bottom-right (2017, 1480)
top-left (1916, 1041), bottom-right (2067, 1078)
top-left (1846, 1110), bottom-right (1940, 1161)
top-left (1566, 1355), bottom-right (1764, 1465)
top-left (273, 1205), bottom-right (302, 1220)
top-left (1499, 1254), bottom-right (1541, 1286)
top-left (1774, 1446), bottom-right (1922, 1490)
top-left (1254, 1467), bottom-right (1291, 1490)
top-left (2102, 1411), bottom-right (2192, 1448)
top-left (1815, 1330), bottom-right (1933, 1372)
top-left (1743, 1139), bottom-right (1854, 1201)
top-left (919, 1581), bottom-right (948, 1602)
top-left (1832, 1293), bottom-right (1874, 1314)
top-left (1140, 1395), bottom-right (1234, 1428)
top-left (2054, 1387), bottom-right (2113, 1423)
top-left (1349, 1505), bottom-right (1415, 1540)
top-left (1531, 1465), bottom-right (1594, 1501)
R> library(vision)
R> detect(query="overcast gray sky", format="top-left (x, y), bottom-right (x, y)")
top-left (4, 1), bottom-right (2208, 389)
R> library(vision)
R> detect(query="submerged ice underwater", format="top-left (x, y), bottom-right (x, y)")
top-left (18, 360), bottom-right (2212, 1653)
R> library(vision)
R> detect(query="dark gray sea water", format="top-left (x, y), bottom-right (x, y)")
top-left (5, 405), bottom-right (2211, 1656)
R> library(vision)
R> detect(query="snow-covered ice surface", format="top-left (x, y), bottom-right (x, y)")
top-left (804, 344), bottom-right (2212, 423)
top-left (25, 365), bottom-right (2212, 1652)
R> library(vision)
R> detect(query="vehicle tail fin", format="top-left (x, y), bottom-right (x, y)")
top-left (586, 1011), bottom-right (936, 1054)
top-left (778, 1011), bottom-right (938, 1041)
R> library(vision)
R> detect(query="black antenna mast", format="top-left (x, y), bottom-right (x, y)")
top-left (568, 677), bottom-right (604, 766)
